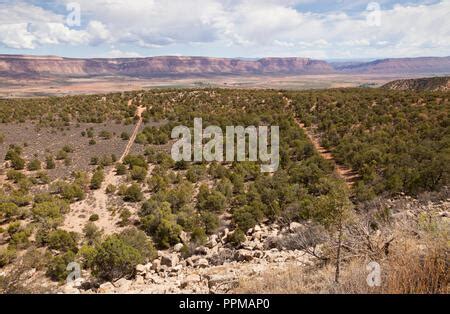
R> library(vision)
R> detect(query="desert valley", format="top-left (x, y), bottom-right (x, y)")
top-left (0, 66), bottom-right (448, 293)
top-left (0, 0), bottom-right (449, 300)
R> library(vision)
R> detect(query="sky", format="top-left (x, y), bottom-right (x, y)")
top-left (0, 0), bottom-right (449, 59)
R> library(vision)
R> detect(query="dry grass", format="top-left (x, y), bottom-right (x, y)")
top-left (235, 217), bottom-right (449, 294)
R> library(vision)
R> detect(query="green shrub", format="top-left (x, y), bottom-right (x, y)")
top-left (7, 221), bottom-right (21, 236)
top-left (141, 202), bottom-right (182, 248)
top-left (198, 190), bottom-right (226, 212)
top-left (55, 150), bottom-right (68, 160)
top-left (6, 170), bottom-right (26, 183)
top-left (62, 145), bottom-right (73, 153)
top-left (119, 208), bottom-right (131, 227)
top-left (227, 229), bottom-right (246, 247)
top-left (0, 248), bottom-right (16, 267)
top-left (99, 130), bottom-right (111, 140)
top-left (123, 183), bottom-right (143, 202)
top-left (83, 222), bottom-right (102, 245)
top-left (123, 154), bottom-right (147, 169)
top-left (120, 132), bottom-right (130, 140)
top-left (90, 169), bottom-right (105, 190)
top-left (0, 203), bottom-right (19, 220)
top-left (153, 219), bottom-right (182, 249)
top-left (130, 166), bottom-right (147, 182)
top-left (27, 159), bottom-right (41, 171)
top-left (10, 154), bottom-right (25, 170)
top-left (89, 214), bottom-right (99, 222)
top-left (115, 163), bottom-right (127, 175)
top-left (186, 165), bottom-right (206, 183)
top-left (77, 245), bottom-right (97, 269)
top-left (9, 230), bottom-right (30, 249)
top-left (32, 199), bottom-right (69, 225)
top-left (47, 229), bottom-right (78, 253)
top-left (200, 211), bottom-right (219, 235)
top-left (45, 156), bottom-right (56, 169)
top-left (118, 228), bottom-right (156, 262)
top-left (61, 183), bottom-right (85, 202)
top-left (190, 227), bottom-right (207, 246)
top-left (46, 251), bottom-right (76, 282)
top-left (92, 236), bottom-right (143, 281)
top-left (232, 206), bottom-right (258, 232)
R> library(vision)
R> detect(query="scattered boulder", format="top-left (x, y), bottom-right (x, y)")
top-left (114, 278), bottom-right (132, 291)
top-left (160, 253), bottom-right (179, 268)
top-left (173, 243), bottom-right (184, 252)
top-left (151, 259), bottom-right (161, 272)
top-left (195, 246), bottom-right (208, 255)
top-left (289, 222), bottom-right (303, 232)
top-left (98, 282), bottom-right (115, 294)
top-left (180, 231), bottom-right (190, 244)
top-left (136, 264), bottom-right (146, 274)
top-left (196, 258), bottom-right (209, 268)
top-left (234, 249), bottom-right (254, 262)
top-left (63, 285), bottom-right (80, 294)
top-left (134, 275), bottom-right (145, 286)
top-left (181, 274), bottom-right (201, 288)
top-left (206, 274), bottom-right (238, 292)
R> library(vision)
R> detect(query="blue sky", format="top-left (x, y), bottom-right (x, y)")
top-left (0, 0), bottom-right (449, 59)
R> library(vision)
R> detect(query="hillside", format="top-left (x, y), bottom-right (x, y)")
top-left (382, 76), bottom-right (450, 91)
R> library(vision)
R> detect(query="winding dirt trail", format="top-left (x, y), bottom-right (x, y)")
top-left (62, 101), bottom-right (146, 234)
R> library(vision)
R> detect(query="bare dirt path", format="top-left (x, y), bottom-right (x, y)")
top-left (293, 119), bottom-right (358, 187)
top-left (283, 96), bottom-right (358, 188)
top-left (62, 102), bottom-right (146, 234)
top-left (119, 106), bottom-right (145, 163)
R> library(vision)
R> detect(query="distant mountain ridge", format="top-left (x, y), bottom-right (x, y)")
top-left (382, 76), bottom-right (450, 91)
top-left (336, 57), bottom-right (450, 74)
top-left (0, 55), bottom-right (449, 78)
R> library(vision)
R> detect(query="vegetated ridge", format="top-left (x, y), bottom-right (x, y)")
top-left (382, 76), bottom-right (450, 91)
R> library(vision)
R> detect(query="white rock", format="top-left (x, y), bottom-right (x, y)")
top-left (173, 243), bottom-right (184, 252)
top-left (63, 286), bottom-right (80, 294)
top-left (136, 264), bottom-right (146, 273)
top-left (134, 275), bottom-right (145, 286)
top-left (196, 258), bottom-right (209, 268)
top-left (152, 259), bottom-right (161, 272)
top-left (98, 282), bottom-right (115, 294)
top-left (289, 222), bottom-right (303, 232)
top-left (160, 253), bottom-right (179, 267)
top-left (114, 278), bottom-right (131, 289)
top-left (181, 274), bottom-right (201, 288)
top-left (235, 249), bottom-right (253, 262)
top-left (180, 231), bottom-right (190, 244)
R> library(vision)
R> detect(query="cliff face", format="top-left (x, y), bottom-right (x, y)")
top-left (0, 55), bottom-right (334, 78)
top-left (1, 55), bottom-right (449, 78)
top-left (382, 76), bottom-right (450, 91)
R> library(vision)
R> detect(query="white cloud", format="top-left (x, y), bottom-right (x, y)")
top-left (106, 49), bottom-right (142, 58)
top-left (0, 0), bottom-right (449, 58)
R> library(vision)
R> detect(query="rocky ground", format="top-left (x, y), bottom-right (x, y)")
top-left (61, 191), bottom-right (449, 294)
top-left (62, 221), bottom-right (315, 294)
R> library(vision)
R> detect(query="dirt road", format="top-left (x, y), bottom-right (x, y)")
top-left (62, 103), bottom-right (146, 234)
